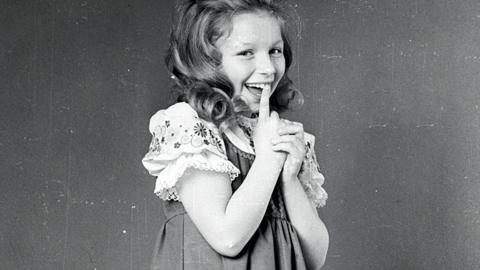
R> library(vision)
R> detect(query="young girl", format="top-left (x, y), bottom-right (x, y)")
top-left (142, 0), bottom-right (329, 269)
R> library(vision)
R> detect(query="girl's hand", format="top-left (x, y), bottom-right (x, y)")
top-left (251, 86), bottom-right (287, 166)
top-left (271, 119), bottom-right (306, 181)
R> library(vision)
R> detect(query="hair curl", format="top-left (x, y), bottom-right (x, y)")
top-left (165, 0), bottom-right (303, 131)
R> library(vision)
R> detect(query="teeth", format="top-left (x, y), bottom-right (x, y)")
top-left (245, 83), bottom-right (271, 91)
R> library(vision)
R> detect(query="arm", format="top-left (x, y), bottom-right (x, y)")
top-left (281, 176), bottom-right (329, 269)
top-left (177, 155), bottom-right (283, 257)
top-left (271, 121), bottom-right (329, 268)
top-left (177, 84), bottom-right (285, 257)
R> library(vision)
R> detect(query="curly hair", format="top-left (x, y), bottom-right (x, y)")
top-left (165, 0), bottom-right (303, 131)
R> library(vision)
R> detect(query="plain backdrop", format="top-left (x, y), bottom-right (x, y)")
top-left (1, 0), bottom-right (480, 269)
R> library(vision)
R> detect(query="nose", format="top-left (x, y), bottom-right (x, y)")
top-left (256, 54), bottom-right (275, 75)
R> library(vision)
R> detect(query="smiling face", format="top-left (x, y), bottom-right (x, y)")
top-left (215, 12), bottom-right (286, 113)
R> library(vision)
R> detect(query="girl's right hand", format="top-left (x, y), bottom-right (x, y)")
top-left (251, 87), bottom-right (287, 165)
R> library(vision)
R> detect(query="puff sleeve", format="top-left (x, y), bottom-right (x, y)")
top-left (142, 102), bottom-right (240, 201)
top-left (298, 132), bottom-right (328, 208)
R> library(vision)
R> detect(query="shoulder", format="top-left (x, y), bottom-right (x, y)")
top-left (142, 102), bottom-right (240, 201)
top-left (146, 102), bottom-right (225, 156)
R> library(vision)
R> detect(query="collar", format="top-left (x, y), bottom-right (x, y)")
top-left (223, 115), bottom-right (258, 155)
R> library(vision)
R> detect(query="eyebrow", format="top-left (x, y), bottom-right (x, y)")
top-left (238, 39), bottom-right (284, 46)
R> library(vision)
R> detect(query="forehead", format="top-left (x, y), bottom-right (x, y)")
top-left (217, 12), bottom-right (283, 49)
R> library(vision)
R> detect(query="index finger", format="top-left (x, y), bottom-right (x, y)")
top-left (258, 84), bottom-right (271, 120)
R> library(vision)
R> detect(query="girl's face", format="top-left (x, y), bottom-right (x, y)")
top-left (216, 12), bottom-right (286, 113)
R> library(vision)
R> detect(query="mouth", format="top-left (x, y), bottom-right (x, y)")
top-left (244, 82), bottom-right (272, 97)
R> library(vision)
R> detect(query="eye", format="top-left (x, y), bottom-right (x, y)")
top-left (237, 50), bottom-right (254, 56)
top-left (270, 48), bottom-right (283, 55)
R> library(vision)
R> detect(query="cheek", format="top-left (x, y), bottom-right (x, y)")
top-left (223, 61), bottom-right (249, 84)
top-left (275, 58), bottom-right (286, 75)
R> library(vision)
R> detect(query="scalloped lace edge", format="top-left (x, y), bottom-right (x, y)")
top-left (155, 160), bottom-right (240, 201)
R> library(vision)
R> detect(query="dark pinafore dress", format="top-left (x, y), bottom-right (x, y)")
top-left (150, 135), bottom-right (308, 270)
top-left (142, 102), bottom-right (327, 270)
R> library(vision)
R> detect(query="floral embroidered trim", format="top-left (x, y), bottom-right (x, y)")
top-left (147, 115), bottom-right (226, 160)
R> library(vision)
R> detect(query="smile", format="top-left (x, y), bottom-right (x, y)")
top-left (244, 82), bottom-right (272, 96)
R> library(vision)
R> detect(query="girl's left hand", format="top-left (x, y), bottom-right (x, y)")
top-left (271, 119), bottom-right (306, 182)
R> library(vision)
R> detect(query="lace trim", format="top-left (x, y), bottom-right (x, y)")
top-left (155, 159), bottom-right (240, 201)
top-left (299, 177), bottom-right (328, 207)
top-left (298, 136), bottom-right (328, 208)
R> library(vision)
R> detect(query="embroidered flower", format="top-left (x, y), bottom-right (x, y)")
top-left (212, 137), bottom-right (224, 150)
top-left (165, 120), bottom-right (170, 127)
top-left (174, 142), bottom-right (181, 148)
top-left (194, 122), bottom-right (207, 137)
top-left (149, 136), bottom-right (162, 153)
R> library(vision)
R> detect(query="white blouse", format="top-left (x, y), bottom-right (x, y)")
top-left (142, 102), bottom-right (327, 207)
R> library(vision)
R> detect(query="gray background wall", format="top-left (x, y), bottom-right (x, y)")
top-left (1, 0), bottom-right (479, 269)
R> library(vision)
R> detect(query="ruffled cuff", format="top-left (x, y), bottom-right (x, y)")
top-left (149, 152), bottom-right (240, 201)
top-left (298, 133), bottom-right (328, 208)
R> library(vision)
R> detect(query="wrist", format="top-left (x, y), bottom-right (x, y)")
top-left (281, 175), bottom-right (299, 186)
top-left (256, 151), bottom-right (286, 165)
top-left (255, 154), bottom-right (284, 168)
